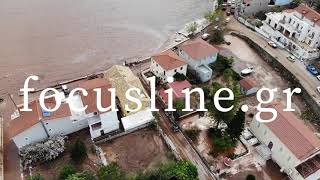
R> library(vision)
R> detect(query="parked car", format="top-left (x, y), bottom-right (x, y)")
top-left (225, 17), bottom-right (230, 23)
top-left (317, 75), bottom-right (320, 81)
top-left (172, 124), bottom-right (179, 133)
top-left (241, 67), bottom-right (254, 75)
top-left (201, 33), bottom-right (210, 40)
top-left (287, 55), bottom-right (295, 62)
top-left (226, 11), bottom-right (231, 16)
top-left (242, 129), bottom-right (253, 140)
top-left (306, 65), bottom-right (318, 75)
top-left (247, 138), bottom-right (259, 146)
top-left (317, 86), bottom-right (320, 94)
top-left (268, 41), bottom-right (277, 48)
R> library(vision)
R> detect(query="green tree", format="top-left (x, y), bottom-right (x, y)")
top-left (209, 29), bottom-right (224, 44)
top-left (316, 0), bottom-right (320, 12)
top-left (186, 22), bottom-right (198, 35)
top-left (28, 174), bottom-right (45, 180)
top-left (70, 138), bottom-right (87, 164)
top-left (97, 162), bottom-right (126, 180)
top-left (185, 128), bottom-right (201, 141)
top-left (59, 164), bottom-right (76, 180)
top-left (246, 174), bottom-right (256, 180)
top-left (66, 171), bottom-right (96, 180)
top-left (161, 160), bottom-right (198, 180)
top-left (173, 73), bottom-right (187, 81)
top-left (208, 82), bottom-right (237, 127)
top-left (210, 55), bottom-right (233, 74)
top-left (227, 109), bottom-right (245, 140)
top-left (223, 68), bottom-right (234, 82)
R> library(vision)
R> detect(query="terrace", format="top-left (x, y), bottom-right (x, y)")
top-left (296, 154), bottom-right (320, 179)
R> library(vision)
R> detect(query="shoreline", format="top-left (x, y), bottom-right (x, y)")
top-left (0, 17), bottom-right (212, 100)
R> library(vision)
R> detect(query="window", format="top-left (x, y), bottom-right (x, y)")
top-left (257, 122), bottom-right (260, 128)
top-left (280, 147), bottom-right (283, 152)
top-left (180, 67), bottom-right (183, 70)
top-left (72, 119), bottom-right (78, 123)
top-left (25, 138), bottom-right (28, 140)
top-left (264, 130), bottom-right (267, 135)
top-left (174, 69), bottom-right (177, 73)
top-left (287, 156), bottom-right (291, 161)
top-left (289, 18), bottom-right (291, 23)
top-left (156, 64), bottom-right (158, 67)
top-left (164, 71), bottom-right (166, 75)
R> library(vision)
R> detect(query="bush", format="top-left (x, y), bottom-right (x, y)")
top-left (254, 11), bottom-right (266, 21)
top-left (66, 171), bottom-right (96, 180)
top-left (210, 55), bottom-right (233, 75)
top-left (173, 73), bottom-right (187, 81)
top-left (186, 22), bottom-right (198, 35)
top-left (70, 138), bottom-right (87, 164)
top-left (20, 136), bottom-right (66, 169)
top-left (28, 174), bottom-right (45, 180)
top-left (246, 174), bottom-right (256, 180)
top-left (59, 164), bottom-right (76, 180)
top-left (185, 128), bottom-right (201, 141)
top-left (97, 162), bottom-right (126, 180)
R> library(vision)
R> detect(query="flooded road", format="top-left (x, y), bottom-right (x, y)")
top-left (0, 0), bottom-right (212, 95)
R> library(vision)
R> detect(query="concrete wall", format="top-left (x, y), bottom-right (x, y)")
top-left (43, 117), bottom-right (88, 137)
top-left (250, 119), bottom-right (305, 180)
top-left (150, 58), bottom-right (187, 82)
top-left (240, 0), bottom-right (271, 16)
top-left (231, 32), bottom-right (320, 118)
top-left (13, 123), bottom-right (48, 149)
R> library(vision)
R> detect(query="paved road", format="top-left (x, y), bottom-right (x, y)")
top-left (227, 17), bottom-right (320, 104)
top-left (156, 103), bottom-right (216, 180)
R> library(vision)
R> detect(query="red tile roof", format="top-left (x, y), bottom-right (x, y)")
top-left (152, 50), bottom-right (187, 70)
top-left (78, 78), bottom-right (112, 114)
top-left (40, 96), bottom-right (71, 121)
top-left (262, 103), bottom-right (320, 160)
top-left (239, 77), bottom-right (257, 90)
top-left (178, 38), bottom-right (219, 60)
top-left (286, 4), bottom-right (320, 26)
top-left (158, 80), bottom-right (191, 103)
top-left (10, 100), bottom-right (42, 138)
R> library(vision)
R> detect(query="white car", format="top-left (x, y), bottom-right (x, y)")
top-left (247, 138), bottom-right (259, 146)
top-left (287, 55), bottom-right (296, 62)
top-left (317, 86), bottom-right (320, 94)
top-left (201, 33), bottom-right (210, 40)
top-left (241, 67), bottom-right (254, 75)
top-left (317, 75), bottom-right (320, 81)
top-left (225, 17), bottom-right (230, 23)
top-left (268, 41), bottom-right (277, 48)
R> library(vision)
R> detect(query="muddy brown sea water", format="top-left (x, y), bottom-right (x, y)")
top-left (0, 0), bottom-right (212, 96)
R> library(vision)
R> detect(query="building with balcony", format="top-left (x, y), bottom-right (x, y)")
top-left (259, 4), bottom-right (320, 60)
top-left (250, 103), bottom-right (320, 180)
top-left (177, 38), bottom-right (219, 82)
top-left (150, 49), bottom-right (187, 82)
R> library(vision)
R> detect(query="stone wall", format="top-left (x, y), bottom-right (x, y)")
top-left (231, 32), bottom-right (320, 119)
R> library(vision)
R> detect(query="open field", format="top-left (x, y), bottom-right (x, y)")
top-left (99, 128), bottom-right (174, 173)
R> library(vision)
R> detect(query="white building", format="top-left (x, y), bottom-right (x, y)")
top-left (178, 38), bottom-right (219, 82)
top-left (259, 4), bottom-right (320, 60)
top-left (78, 78), bottom-right (120, 140)
top-left (10, 78), bottom-right (121, 147)
top-left (250, 103), bottom-right (320, 180)
top-left (10, 101), bottom-right (49, 149)
top-left (237, 0), bottom-right (292, 16)
top-left (150, 50), bottom-right (187, 82)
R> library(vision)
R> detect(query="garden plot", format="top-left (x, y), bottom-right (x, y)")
top-left (99, 128), bottom-right (174, 173)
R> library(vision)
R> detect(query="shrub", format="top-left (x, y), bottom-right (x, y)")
top-left (173, 73), bottom-right (187, 81)
top-left (20, 136), bottom-right (66, 169)
top-left (66, 171), bottom-right (96, 180)
top-left (97, 162), bottom-right (126, 180)
top-left (59, 164), bottom-right (76, 180)
top-left (28, 174), bottom-right (45, 180)
top-left (185, 128), bottom-right (201, 141)
top-left (70, 138), bottom-right (87, 164)
top-left (246, 174), bottom-right (256, 180)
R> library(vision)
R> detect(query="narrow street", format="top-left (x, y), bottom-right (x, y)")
top-left (227, 17), bottom-right (320, 103)
top-left (156, 103), bottom-right (216, 180)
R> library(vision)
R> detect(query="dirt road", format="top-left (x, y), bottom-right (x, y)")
top-left (227, 17), bottom-right (320, 104)
top-left (156, 103), bottom-right (216, 180)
